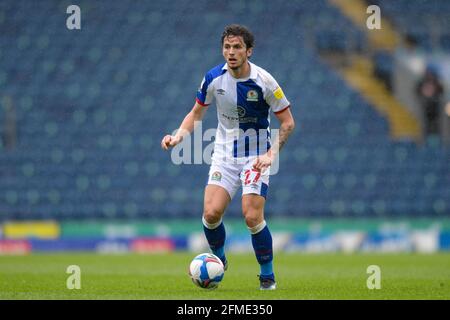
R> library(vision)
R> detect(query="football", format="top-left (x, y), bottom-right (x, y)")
top-left (189, 253), bottom-right (225, 289)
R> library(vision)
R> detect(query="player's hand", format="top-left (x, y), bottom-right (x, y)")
top-left (161, 135), bottom-right (182, 150)
top-left (252, 153), bottom-right (273, 172)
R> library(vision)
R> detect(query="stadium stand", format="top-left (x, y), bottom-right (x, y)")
top-left (372, 0), bottom-right (450, 53)
top-left (368, 0), bottom-right (450, 94)
top-left (0, 0), bottom-right (449, 221)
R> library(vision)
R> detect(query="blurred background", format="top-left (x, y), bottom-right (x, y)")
top-left (0, 0), bottom-right (449, 255)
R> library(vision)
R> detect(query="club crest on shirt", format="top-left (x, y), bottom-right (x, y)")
top-left (211, 171), bottom-right (222, 181)
top-left (246, 90), bottom-right (259, 102)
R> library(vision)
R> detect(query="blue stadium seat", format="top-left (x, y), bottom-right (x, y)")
top-left (0, 0), bottom-right (448, 220)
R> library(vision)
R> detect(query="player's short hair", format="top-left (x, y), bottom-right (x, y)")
top-left (221, 24), bottom-right (254, 49)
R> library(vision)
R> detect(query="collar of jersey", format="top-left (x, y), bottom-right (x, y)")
top-left (222, 61), bottom-right (257, 81)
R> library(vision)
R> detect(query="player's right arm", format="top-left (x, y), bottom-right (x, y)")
top-left (161, 102), bottom-right (207, 150)
top-left (162, 68), bottom-right (216, 150)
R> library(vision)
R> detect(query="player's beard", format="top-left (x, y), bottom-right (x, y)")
top-left (227, 58), bottom-right (244, 70)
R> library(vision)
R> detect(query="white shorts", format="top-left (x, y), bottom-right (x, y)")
top-left (207, 156), bottom-right (269, 200)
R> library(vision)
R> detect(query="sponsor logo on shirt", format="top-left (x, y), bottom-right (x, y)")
top-left (217, 89), bottom-right (226, 95)
top-left (221, 113), bottom-right (239, 121)
top-left (237, 106), bottom-right (257, 123)
top-left (221, 107), bottom-right (257, 123)
top-left (237, 106), bottom-right (246, 118)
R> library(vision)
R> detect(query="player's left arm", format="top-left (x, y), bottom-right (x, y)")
top-left (253, 107), bottom-right (295, 171)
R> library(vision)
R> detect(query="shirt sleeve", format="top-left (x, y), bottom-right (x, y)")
top-left (263, 73), bottom-right (290, 114)
top-left (196, 74), bottom-right (215, 106)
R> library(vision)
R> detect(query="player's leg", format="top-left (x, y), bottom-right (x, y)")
top-left (202, 184), bottom-right (230, 267)
top-left (242, 194), bottom-right (276, 290)
top-left (203, 163), bottom-right (240, 269)
top-left (240, 160), bottom-right (275, 290)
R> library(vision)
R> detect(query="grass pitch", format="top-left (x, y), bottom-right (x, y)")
top-left (0, 252), bottom-right (449, 299)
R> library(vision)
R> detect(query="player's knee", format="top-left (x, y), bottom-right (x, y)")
top-left (203, 207), bottom-right (223, 224)
top-left (243, 211), bottom-right (263, 228)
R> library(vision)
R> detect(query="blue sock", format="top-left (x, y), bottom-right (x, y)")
top-left (251, 225), bottom-right (274, 279)
top-left (203, 220), bottom-right (226, 262)
top-left (213, 246), bottom-right (225, 261)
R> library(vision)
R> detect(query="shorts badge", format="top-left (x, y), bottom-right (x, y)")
top-left (211, 171), bottom-right (222, 182)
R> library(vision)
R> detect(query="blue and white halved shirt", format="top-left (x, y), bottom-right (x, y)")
top-left (196, 62), bottom-right (290, 159)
